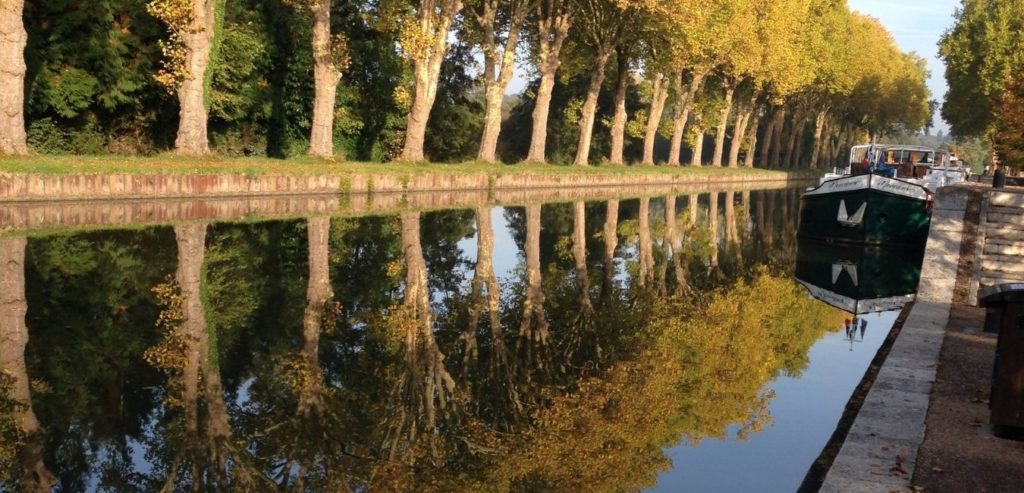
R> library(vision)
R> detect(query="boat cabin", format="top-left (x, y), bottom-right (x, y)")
top-left (848, 145), bottom-right (936, 179)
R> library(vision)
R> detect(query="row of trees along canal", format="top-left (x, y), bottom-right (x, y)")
top-left (0, 1), bottom-right (932, 166)
top-left (0, 191), bottom-right (846, 491)
top-left (939, 0), bottom-right (1024, 169)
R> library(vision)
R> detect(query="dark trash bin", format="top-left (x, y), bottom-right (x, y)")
top-left (993, 166), bottom-right (1007, 188)
top-left (979, 283), bottom-right (1024, 437)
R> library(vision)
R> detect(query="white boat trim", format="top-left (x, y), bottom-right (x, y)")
top-left (796, 279), bottom-right (916, 314)
top-left (803, 173), bottom-right (929, 201)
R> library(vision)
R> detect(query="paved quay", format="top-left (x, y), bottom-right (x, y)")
top-left (820, 184), bottom-right (1024, 492)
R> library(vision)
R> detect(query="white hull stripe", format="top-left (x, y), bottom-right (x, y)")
top-left (803, 174), bottom-right (929, 201)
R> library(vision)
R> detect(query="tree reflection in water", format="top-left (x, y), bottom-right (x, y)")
top-left (2, 188), bottom-right (846, 492)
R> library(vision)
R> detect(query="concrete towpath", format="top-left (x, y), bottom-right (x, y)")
top-left (820, 185), bottom-right (1024, 492)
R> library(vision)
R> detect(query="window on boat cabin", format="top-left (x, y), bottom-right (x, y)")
top-left (885, 149), bottom-right (934, 165)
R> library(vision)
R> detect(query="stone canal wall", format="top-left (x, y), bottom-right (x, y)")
top-left (0, 180), bottom-right (791, 235)
top-left (0, 170), bottom-right (801, 202)
top-left (969, 190), bottom-right (1024, 301)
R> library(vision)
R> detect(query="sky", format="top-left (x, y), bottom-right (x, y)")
top-left (835, 0), bottom-right (960, 132)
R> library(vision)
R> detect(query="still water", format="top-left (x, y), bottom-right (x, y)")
top-left (0, 186), bottom-right (917, 492)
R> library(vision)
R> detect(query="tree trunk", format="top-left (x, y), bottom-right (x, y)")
top-left (527, 4), bottom-right (571, 163)
top-left (309, 1), bottom-right (340, 158)
top-left (744, 109), bottom-right (758, 167)
top-left (0, 0), bottom-right (27, 155)
top-left (528, 63), bottom-right (558, 162)
top-left (573, 45), bottom-right (613, 166)
top-left (0, 238), bottom-right (57, 492)
top-left (689, 127), bottom-right (705, 166)
top-left (402, 58), bottom-right (443, 161)
top-left (607, 47), bottom-right (630, 165)
top-left (401, 2), bottom-right (463, 161)
top-left (478, 84), bottom-right (505, 162)
top-left (728, 94), bottom-right (757, 168)
top-left (758, 105), bottom-right (778, 168)
top-left (641, 73), bottom-right (670, 165)
top-left (477, 2), bottom-right (526, 162)
top-left (175, 0), bottom-right (218, 155)
top-left (602, 199), bottom-right (618, 298)
top-left (710, 83), bottom-right (735, 167)
top-left (808, 108), bottom-right (827, 170)
top-left (785, 115), bottom-right (805, 168)
top-left (668, 69), bottom-right (707, 166)
top-left (768, 106), bottom-right (785, 169)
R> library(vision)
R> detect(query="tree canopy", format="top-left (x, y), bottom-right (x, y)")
top-left (939, 0), bottom-right (1024, 167)
top-left (1, 0), bottom-right (931, 166)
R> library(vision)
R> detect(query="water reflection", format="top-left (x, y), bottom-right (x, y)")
top-left (794, 239), bottom-right (925, 315)
top-left (0, 187), bottom-right (854, 492)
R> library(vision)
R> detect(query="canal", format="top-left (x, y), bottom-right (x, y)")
top-left (0, 185), bottom-right (919, 492)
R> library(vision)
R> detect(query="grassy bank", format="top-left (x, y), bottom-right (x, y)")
top-left (0, 154), bottom-right (817, 178)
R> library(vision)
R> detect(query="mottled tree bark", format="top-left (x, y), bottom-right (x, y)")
top-left (175, 0), bottom-right (218, 155)
top-left (0, 238), bottom-right (57, 492)
top-left (761, 104), bottom-right (782, 168)
top-left (476, 0), bottom-right (529, 162)
top-left (607, 47), bottom-right (629, 165)
top-left (710, 83), bottom-right (735, 167)
top-left (784, 114), bottom-right (805, 168)
top-left (0, 0), bottom-right (27, 155)
top-left (527, 1), bottom-right (572, 163)
top-left (401, 1), bottom-right (464, 161)
top-left (744, 108), bottom-right (758, 168)
top-left (668, 69), bottom-right (707, 166)
top-left (807, 108), bottom-right (828, 170)
top-left (728, 94), bottom-right (758, 168)
top-left (573, 44), bottom-right (613, 166)
top-left (641, 73), bottom-right (670, 165)
top-left (689, 123), bottom-right (705, 166)
top-left (309, 1), bottom-right (340, 158)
